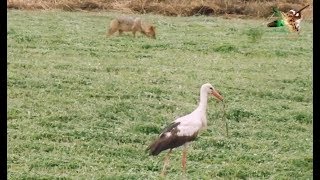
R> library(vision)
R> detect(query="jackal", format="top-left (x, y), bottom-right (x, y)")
top-left (107, 16), bottom-right (156, 39)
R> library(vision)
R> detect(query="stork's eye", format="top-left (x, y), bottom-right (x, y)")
top-left (209, 87), bottom-right (213, 90)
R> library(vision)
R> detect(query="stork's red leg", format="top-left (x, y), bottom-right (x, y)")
top-left (182, 144), bottom-right (187, 174)
top-left (161, 149), bottom-right (172, 177)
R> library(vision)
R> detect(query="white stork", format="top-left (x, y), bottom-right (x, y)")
top-left (146, 83), bottom-right (224, 176)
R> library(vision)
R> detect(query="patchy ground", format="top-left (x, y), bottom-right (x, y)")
top-left (8, 10), bottom-right (312, 179)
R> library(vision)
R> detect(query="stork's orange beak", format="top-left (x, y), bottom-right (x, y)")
top-left (212, 89), bottom-right (224, 101)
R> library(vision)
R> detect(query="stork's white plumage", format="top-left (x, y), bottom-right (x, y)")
top-left (146, 83), bottom-right (223, 176)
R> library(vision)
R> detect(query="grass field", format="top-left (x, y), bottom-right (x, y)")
top-left (8, 10), bottom-right (313, 179)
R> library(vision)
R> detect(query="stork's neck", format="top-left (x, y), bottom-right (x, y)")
top-left (197, 91), bottom-right (208, 112)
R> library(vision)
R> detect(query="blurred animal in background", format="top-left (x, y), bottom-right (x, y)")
top-left (267, 5), bottom-right (309, 33)
top-left (107, 16), bottom-right (156, 39)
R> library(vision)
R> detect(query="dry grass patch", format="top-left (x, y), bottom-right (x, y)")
top-left (8, 0), bottom-right (313, 19)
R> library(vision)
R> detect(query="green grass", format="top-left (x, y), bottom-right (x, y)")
top-left (8, 10), bottom-right (313, 179)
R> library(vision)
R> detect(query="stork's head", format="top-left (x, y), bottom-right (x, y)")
top-left (201, 83), bottom-right (224, 102)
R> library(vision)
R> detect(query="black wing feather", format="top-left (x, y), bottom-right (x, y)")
top-left (159, 122), bottom-right (180, 138)
top-left (145, 122), bottom-right (181, 156)
top-left (146, 121), bottom-right (199, 156)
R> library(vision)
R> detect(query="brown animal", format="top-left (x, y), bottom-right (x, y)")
top-left (280, 5), bottom-right (309, 33)
top-left (267, 5), bottom-right (309, 33)
top-left (107, 16), bottom-right (156, 39)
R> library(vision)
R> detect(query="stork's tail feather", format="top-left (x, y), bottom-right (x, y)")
top-left (146, 139), bottom-right (167, 156)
